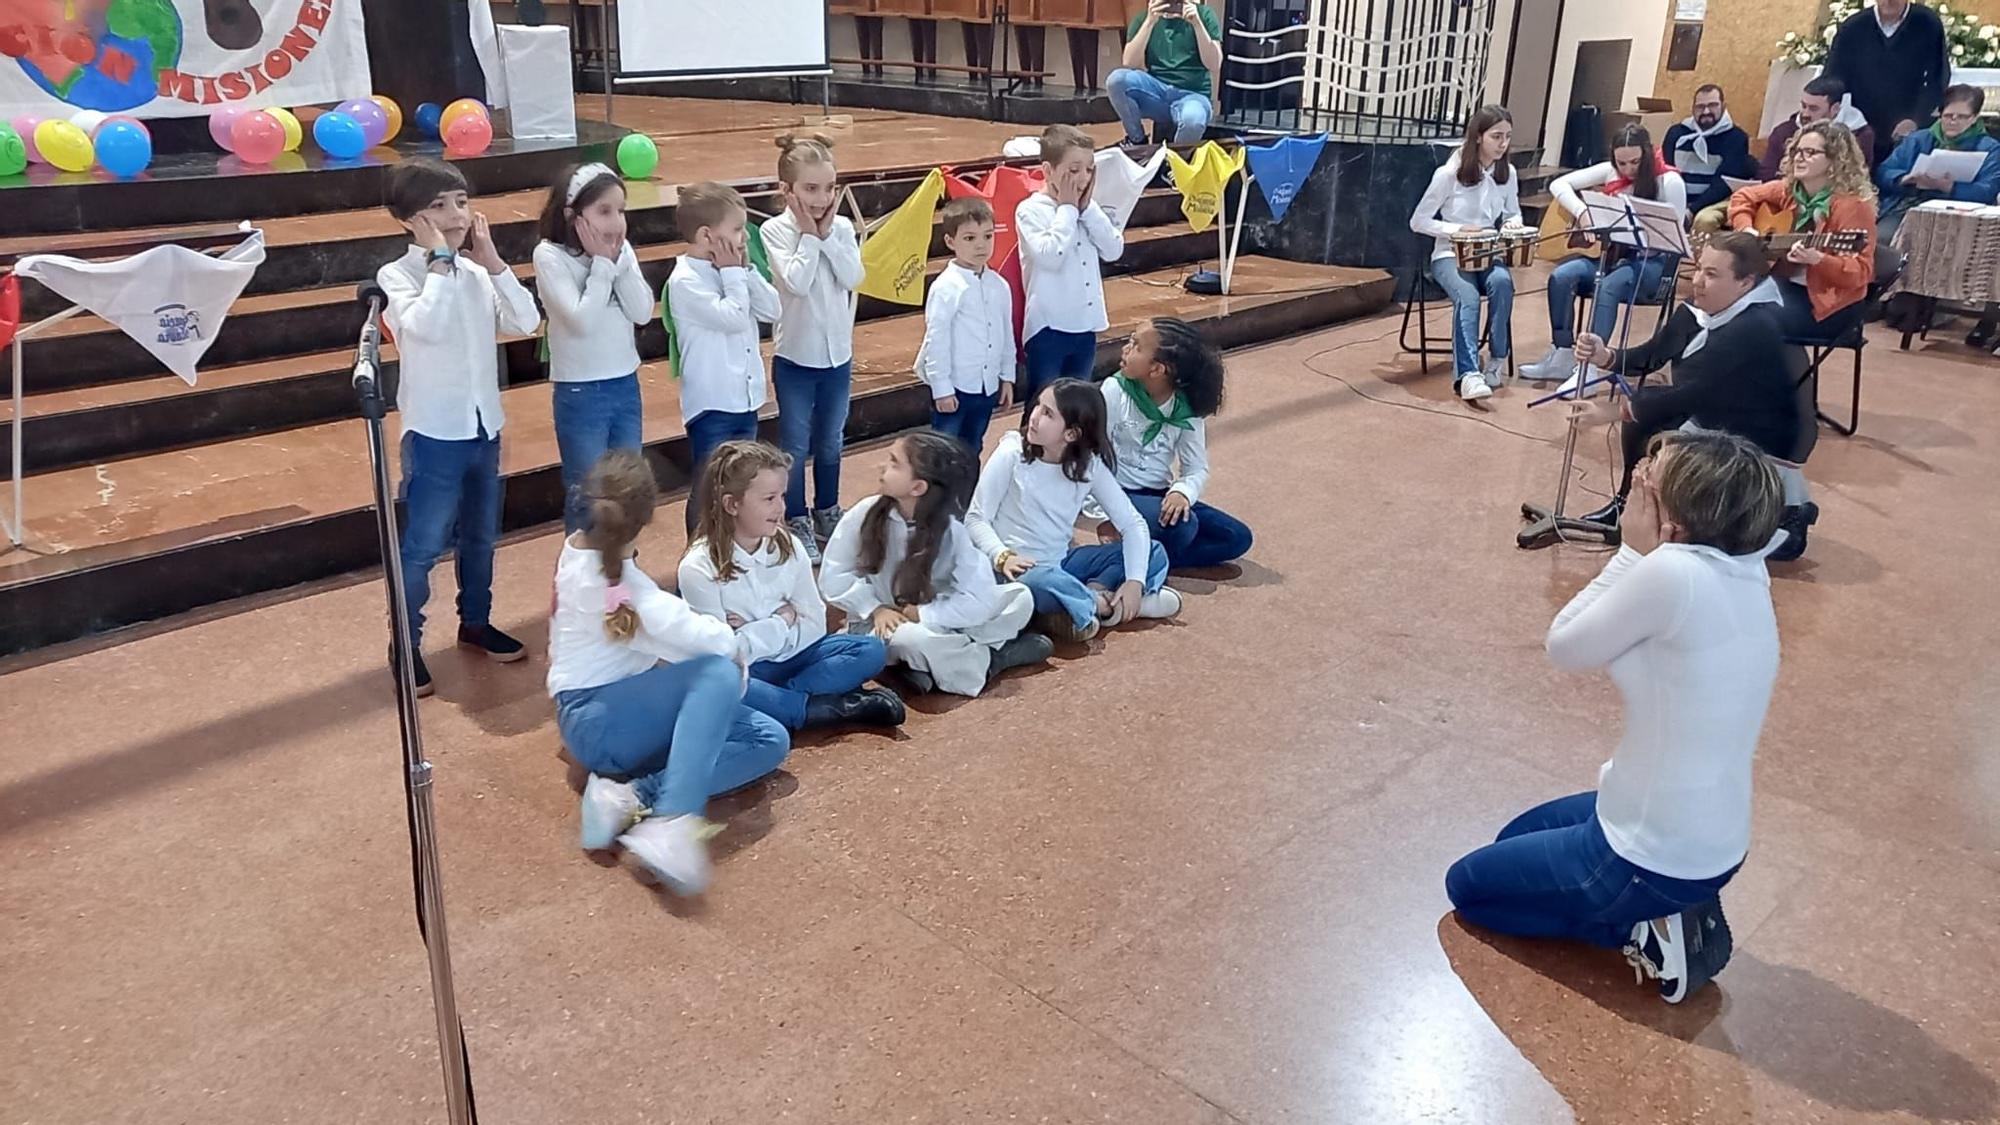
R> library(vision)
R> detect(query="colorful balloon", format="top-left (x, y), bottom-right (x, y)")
top-left (12, 115), bottom-right (44, 163)
top-left (95, 115), bottom-right (148, 140)
top-left (443, 112), bottom-right (493, 157)
top-left (414, 102), bottom-right (444, 139)
top-left (0, 125), bottom-right (26, 177)
top-left (231, 111), bottom-right (286, 164)
top-left (370, 95), bottom-right (404, 144)
top-left (336, 98), bottom-right (389, 148)
top-left (440, 98), bottom-right (488, 135)
top-left (615, 133), bottom-right (659, 179)
top-left (34, 119), bottom-right (94, 173)
top-left (209, 106), bottom-right (245, 151)
top-left (313, 110), bottom-right (367, 159)
top-left (265, 106), bottom-right (303, 152)
top-left (68, 110), bottom-right (107, 137)
top-left (94, 120), bottom-right (152, 178)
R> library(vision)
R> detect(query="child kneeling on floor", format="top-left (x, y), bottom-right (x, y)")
top-left (968, 379), bottom-right (1179, 644)
top-left (821, 431), bottom-right (1050, 695)
top-left (679, 440), bottom-right (905, 732)
top-left (548, 450), bottom-right (791, 896)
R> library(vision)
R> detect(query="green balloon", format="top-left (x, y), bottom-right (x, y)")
top-left (616, 133), bottom-right (659, 179)
top-left (0, 125), bottom-right (25, 177)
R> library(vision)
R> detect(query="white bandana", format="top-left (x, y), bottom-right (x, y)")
top-left (566, 163), bottom-right (615, 205)
top-left (1673, 110), bottom-right (1737, 165)
top-left (1682, 276), bottom-right (1783, 359)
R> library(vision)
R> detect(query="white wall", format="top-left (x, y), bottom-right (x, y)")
top-left (1539, 0), bottom-right (1669, 158)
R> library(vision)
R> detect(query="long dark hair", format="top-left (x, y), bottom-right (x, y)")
top-left (1149, 317), bottom-right (1226, 418)
top-left (538, 162), bottom-right (624, 253)
top-left (857, 432), bottom-right (976, 606)
top-left (1611, 123), bottom-right (1661, 201)
top-left (1457, 105), bottom-right (1514, 188)
top-left (579, 450), bottom-right (658, 641)
top-left (1025, 378), bottom-right (1116, 484)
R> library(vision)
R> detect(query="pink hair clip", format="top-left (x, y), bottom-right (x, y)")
top-left (603, 584), bottom-right (633, 613)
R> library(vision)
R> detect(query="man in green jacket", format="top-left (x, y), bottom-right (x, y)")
top-left (1107, 0), bottom-right (1224, 145)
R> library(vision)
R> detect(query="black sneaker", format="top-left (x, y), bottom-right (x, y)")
top-left (987, 632), bottom-right (1055, 684)
top-left (1623, 898), bottom-right (1732, 1004)
top-left (389, 646), bottom-right (434, 698)
top-left (803, 686), bottom-right (906, 729)
top-left (458, 623), bottom-right (527, 663)
top-left (1769, 502), bottom-right (1819, 563)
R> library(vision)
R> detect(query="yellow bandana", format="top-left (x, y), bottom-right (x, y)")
top-left (1163, 142), bottom-right (1247, 233)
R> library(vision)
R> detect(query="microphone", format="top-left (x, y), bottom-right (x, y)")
top-left (353, 282), bottom-right (387, 408)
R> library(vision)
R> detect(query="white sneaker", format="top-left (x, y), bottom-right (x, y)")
top-left (579, 774), bottom-right (643, 851)
top-left (1458, 373), bottom-right (1494, 402)
top-left (1520, 346), bottom-right (1577, 384)
top-left (1137, 587), bottom-right (1183, 619)
top-left (618, 814), bottom-right (713, 896)
top-left (1555, 368), bottom-right (1602, 399)
top-left (1623, 916), bottom-right (1691, 1002)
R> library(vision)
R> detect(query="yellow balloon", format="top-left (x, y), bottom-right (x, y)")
top-left (266, 106), bottom-right (302, 152)
top-left (370, 95), bottom-right (403, 144)
top-left (440, 98), bottom-right (488, 135)
top-left (34, 119), bottom-right (93, 173)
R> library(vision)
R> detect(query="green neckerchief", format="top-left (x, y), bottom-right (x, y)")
top-left (1930, 119), bottom-right (1983, 151)
top-left (1790, 181), bottom-right (1833, 231)
top-left (1115, 375), bottom-right (1194, 442)
top-left (661, 220), bottom-right (773, 378)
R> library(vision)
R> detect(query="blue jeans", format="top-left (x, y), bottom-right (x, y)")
top-left (1022, 329), bottom-right (1098, 419)
top-left (1126, 488), bottom-right (1253, 569)
top-left (683, 408), bottom-right (760, 533)
top-left (932, 388), bottom-right (1000, 451)
top-left (555, 655), bottom-right (791, 817)
top-left (772, 357), bottom-right (853, 519)
top-left (1445, 791), bottom-right (1738, 949)
top-left (1106, 67), bottom-right (1212, 145)
top-left (1016, 541), bottom-right (1171, 629)
top-left (552, 374), bottom-right (644, 534)
top-left (1428, 256), bottom-right (1513, 379)
top-left (1546, 255), bottom-right (1672, 349)
top-left (399, 429), bottom-right (502, 644)
top-left (745, 633), bottom-right (888, 730)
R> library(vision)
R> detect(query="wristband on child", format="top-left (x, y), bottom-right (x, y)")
top-left (995, 549), bottom-right (1015, 571)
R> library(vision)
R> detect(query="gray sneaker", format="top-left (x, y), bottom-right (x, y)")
top-left (786, 516), bottom-right (823, 564)
top-left (811, 505), bottom-right (844, 543)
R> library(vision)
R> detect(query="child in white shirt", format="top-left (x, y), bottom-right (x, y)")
top-left (548, 450), bottom-right (791, 896)
top-left (967, 378), bottom-right (1178, 645)
top-left (534, 162), bottom-right (654, 534)
top-left (921, 196), bottom-right (1016, 451)
top-left (1015, 123), bottom-right (1124, 418)
top-left (761, 134), bottom-right (865, 562)
top-left (377, 158), bottom-right (542, 695)
top-left (664, 181), bottom-right (782, 533)
top-left (821, 431), bottom-right (1048, 696)
top-left (678, 440), bottom-right (904, 731)
top-left (1407, 105), bottom-right (1524, 402)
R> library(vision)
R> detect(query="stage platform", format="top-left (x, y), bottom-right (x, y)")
top-left (0, 95), bottom-right (1392, 655)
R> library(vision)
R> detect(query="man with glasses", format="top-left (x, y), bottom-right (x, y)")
top-left (1666, 85), bottom-right (1756, 217)
top-left (1824, 0), bottom-right (1949, 164)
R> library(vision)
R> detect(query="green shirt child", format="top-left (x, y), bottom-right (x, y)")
top-left (1126, 3), bottom-right (1224, 98)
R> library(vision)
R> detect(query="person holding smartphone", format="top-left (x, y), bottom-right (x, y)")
top-left (1107, 0), bottom-right (1224, 146)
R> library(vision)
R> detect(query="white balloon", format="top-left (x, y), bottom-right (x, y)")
top-left (69, 109), bottom-right (107, 136)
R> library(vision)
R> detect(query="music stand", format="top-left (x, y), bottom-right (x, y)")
top-left (1517, 191), bottom-right (1689, 550)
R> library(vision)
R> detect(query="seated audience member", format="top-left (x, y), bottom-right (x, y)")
top-left (1446, 429), bottom-right (1785, 1006)
top-left (1106, 0), bottom-right (1223, 146)
top-left (1663, 84), bottom-right (1756, 217)
top-left (1694, 77), bottom-right (1873, 233)
top-left (1875, 83), bottom-right (2000, 241)
top-left (1567, 232), bottom-right (1818, 562)
top-left (1408, 105), bottom-right (1523, 403)
top-left (1726, 121), bottom-right (1879, 344)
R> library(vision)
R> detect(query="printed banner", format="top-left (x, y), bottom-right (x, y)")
top-left (15, 230), bottom-right (264, 385)
top-left (859, 167), bottom-right (945, 307)
top-left (1092, 144), bottom-right (1166, 234)
top-left (1245, 134), bottom-right (1326, 224)
top-left (0, 0), bottom-right (371, 120)
top-left (1164, 142), bottom-right (1246, 233)
top-left (942, 164), bottom-right (1044, 267)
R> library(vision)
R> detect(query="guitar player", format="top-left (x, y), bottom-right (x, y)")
top-left (1724, 121), bottom-right (1880, 342)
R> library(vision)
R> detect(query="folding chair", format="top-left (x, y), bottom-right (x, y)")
top-left (1786, 244), bottom-right (1905, 437)
top-left (1398, 240), bottom-right (1518, 380)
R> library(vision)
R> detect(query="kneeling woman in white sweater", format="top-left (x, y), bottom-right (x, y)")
top-left (548, 450), bottom-right (791, 896)
top-left (820, 431), bottom-right (1049, 696)
top-left (1446, 430), bottom-right (1784, 1005)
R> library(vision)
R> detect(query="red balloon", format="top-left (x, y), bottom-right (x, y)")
top-left (231, 110), bottom-right (286, 164)
top-left (443, 112), bottom-right (492, 157)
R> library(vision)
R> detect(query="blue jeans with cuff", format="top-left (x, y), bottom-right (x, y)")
top-left (1015, 541), bottom-right (1171, 629)
top-left (773, 357), bottom-right (853, 519)
top-left (399, 427), bottom-right (502, 646)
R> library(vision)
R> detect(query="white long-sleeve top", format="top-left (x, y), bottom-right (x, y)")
top-left (378, 245), bottom-right (541, 440)
top-left (1408, 154), bottom-right (1525, 263)
top-left (1545, 542), bottom-right (1780, 880)
top-left (819, 495), bottom-right (1012, 632)
top-left (1015, 192), bottom-right (1124, 341)
top-left (532, 240), bottom-right (653, 382)
top-left (676, 532), bottom-right (828, 665)
top-left (967, 430), bottom-right (1150, 580)
top-left (1100, 378), bottom-right (1209, 502)
top-left (1549, 162), bottom-right (1690, 223)
top-left (759, 210), bottom-right (865, 368)
top-left (665, 255), bottom-right (781, 422)
top-left (547, 536), bottom-right (739, 695)
top-left (917, 260), bottom-right (1016, 398)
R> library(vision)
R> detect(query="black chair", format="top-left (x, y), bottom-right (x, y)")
top-left (1567, 254), bottom-right (1681, 348)
top-left (1784, 243), bottom-right (1905, 437)
top-left (1398, 241), bottom-right (1518, 381)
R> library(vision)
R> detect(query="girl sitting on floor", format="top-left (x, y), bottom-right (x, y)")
top-left (820, 431), bottom-right (1049, 696)
top-left (679, 440), bottom-right (905, 733)
top-left (1098, 317), bottom-right (1252, 571)
top-left (547, 450), bottom-right (791, 896)
top-left (967, 379), bottom-right (1178, 644)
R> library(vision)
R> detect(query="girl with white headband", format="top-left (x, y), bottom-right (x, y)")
top-left (535, 162), bottom-right (656, 534)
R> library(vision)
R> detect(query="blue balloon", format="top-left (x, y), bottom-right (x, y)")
top-left (94, 120), bottom-right (153, 178)
top-left (314, 110), bottom-right (367, 159)
top-left (414, 102), bottom-right (444, 139)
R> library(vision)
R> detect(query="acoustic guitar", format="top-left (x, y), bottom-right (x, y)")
top-left (1704, 199), bottom-right (1870, 260)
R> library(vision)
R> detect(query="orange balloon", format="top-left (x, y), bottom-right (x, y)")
top-left (440, 98), bottom-right (489, 135)
top-left (370, 95), bottom-right (403, 144)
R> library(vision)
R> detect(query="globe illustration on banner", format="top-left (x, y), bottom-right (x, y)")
top-left (1, 0), bottom-right (185, 113)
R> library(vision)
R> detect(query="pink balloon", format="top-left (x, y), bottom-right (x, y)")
top-left (337, 98), bottom-right (389, 147)
top-left (11, 115), bottom-right (44, 162)
top-left (444, 112), bottom-right (493, 157)
top-left (230, 111), bottom-right (286, 164)
top-left (209, 106), bottom-right (245, 151)
top-left (95, 115), bottom-right (149, 140)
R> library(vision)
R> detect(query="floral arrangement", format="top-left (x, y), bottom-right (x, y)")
top-left (1776, 0), bottom-right (2000, 68)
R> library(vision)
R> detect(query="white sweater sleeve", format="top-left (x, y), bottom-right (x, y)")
top-left (534, 243), bottom-right (615, 333)
top-left (1660, 172), bottom-right (1689, 219)
top-left (818, 501), bottom-right (886, 620)
top-left (489, 267), bottom-right (542, 337)
top-left (1089, 457), bottom-right (1152, 580)
top-left (1551, 163), bottom-right (1613, 219)
top-left (1079, 201), bottom-right (1125, 262)
top-left (966, 437), bottom-right (1021, 564)
top-left (628, 579), bottom-right (738, 664)
top-left (612, 243), bottom-right (655, 326)
top-left (1545, 546), bottom-right (1694, 671)
top-left (1409, 164), bottom-right (1459, 239)
top-left (1169, 420), bottom-right (1210, 503)
top-left (919, 522), bottom-right (1003, 632)
top-left (918, 274), bottom-right (960, 399)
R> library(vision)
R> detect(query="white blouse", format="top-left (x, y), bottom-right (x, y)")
top-left (677, 532), bottom-right (828, 665)
top-left (1408, 154), bottom-right (1525, 263)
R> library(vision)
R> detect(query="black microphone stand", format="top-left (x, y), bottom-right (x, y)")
top-left (352, 287), bottom-right (478, 1125)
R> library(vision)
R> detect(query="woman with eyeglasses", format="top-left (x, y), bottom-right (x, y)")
top-left (1875, 83), bottom-right (2000, 242)
top-left (1726, 121), bottom-right (1879, 341)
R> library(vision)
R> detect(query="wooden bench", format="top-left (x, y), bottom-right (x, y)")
top-left (828, 0), bottom-right (1129, 90)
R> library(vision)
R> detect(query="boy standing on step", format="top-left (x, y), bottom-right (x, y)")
top-left (378, 158), bottom-right (542, 697)
top-left (1016, 123), bottom-right (1124, 418)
